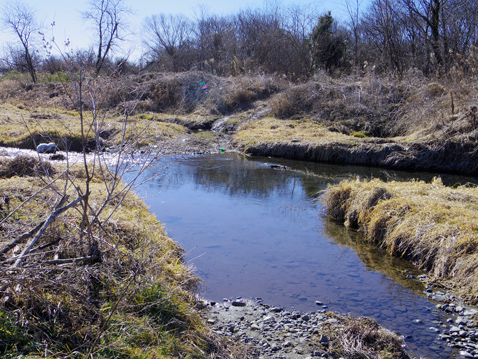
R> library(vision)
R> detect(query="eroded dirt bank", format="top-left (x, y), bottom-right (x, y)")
top-left (242, 139), bottom-right (478, 176)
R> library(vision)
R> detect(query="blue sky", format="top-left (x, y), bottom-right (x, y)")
top-left (1, 0), bottom-right (370, 61)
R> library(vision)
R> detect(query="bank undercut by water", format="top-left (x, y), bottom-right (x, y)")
top-left (322, 177), bottom-right (478, 305)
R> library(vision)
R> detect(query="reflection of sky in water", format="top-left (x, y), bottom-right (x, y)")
top-left (130, 153), bottom-right (465, 359)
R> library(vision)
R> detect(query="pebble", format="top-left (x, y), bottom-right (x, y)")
top-left (232, 300), bottom-right (246, 307)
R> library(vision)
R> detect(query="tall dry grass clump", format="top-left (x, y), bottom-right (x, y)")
top-left (323, 314), bottom-right (409, 359)
top-left (322, 177), bottom-right (478, 303)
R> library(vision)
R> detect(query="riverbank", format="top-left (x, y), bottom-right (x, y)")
top-left (0, 154), bottom-right (235, 357)
top-left (321, 177), bottom-right (478, 306)
top-left (2, 71), bottom-right (478, 178)
top-left (2, 71), bottom-right (478, 358)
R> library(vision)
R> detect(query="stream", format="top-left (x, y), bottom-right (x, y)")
top-left (128, 152), bottom-right (478, 359)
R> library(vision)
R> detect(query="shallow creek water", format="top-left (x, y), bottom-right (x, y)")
top-left (127, 153), bottom-right (477, 358)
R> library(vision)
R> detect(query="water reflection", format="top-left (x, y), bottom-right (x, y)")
top-left (129, 153), bottom-right (472, 358)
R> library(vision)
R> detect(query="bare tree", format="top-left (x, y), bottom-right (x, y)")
top-left (82, 0), bottom-right (130, 75)
top-left (193, 9), bottom-right (237, 75)
top-left (142, 14), bottom-right (193, 72)
top-left (399, 0), bottom-right (449, 72)
top-left (282, 4), bottom-right (319, 78)
top-left (1, 0), bottom-right (42, 82)
top-left (345, 0), bottom-right (365, 68)
top-left (362, 0), bottom-right (409, 73)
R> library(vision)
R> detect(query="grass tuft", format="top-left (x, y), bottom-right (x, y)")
top-left (325, 315), bottom-right (409, 359)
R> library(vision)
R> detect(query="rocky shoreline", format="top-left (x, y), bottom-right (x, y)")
top-left (201, 297), bottom-right (347, 359)
top-left (199, 289), bottom-right (478, 359)
top-left (425, 289), bottom-right (478, 358)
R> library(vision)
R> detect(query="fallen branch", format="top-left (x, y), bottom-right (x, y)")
top-left (42, 255), bottom-right (100, 265)
top-left (12, 194), bottom-right (86, 268)
top-left (0, 221), bottom-right (45, 255)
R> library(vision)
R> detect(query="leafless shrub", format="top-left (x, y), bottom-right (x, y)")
top-left (0, 43), bottom-right (221, 357)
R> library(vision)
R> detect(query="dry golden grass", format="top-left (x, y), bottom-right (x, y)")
top-left (233, 117), bottom-right (356, 148)
top-left (0, 103), bottom-right (187, 151)
top-left (322, 177), bottom-right (478, 303)
top-left (323, 313), bottom-right (409, 359)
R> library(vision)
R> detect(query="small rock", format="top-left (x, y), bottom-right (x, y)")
top-left (232, 300), bottom-right (246, 307)
top-left (250, 323), bottom-right (261, 331)
top-left (271, 344), bottom-right (282, 352)
top-left (319, 334), bottom-right (329, 345)
top-left (464, 309), bottom-right (478, 316)
top-left (270, 307), bottom-right (283, 313)
top-left (432, 294), bottom-right (447, 302)
top-left (456, 317), bottom-right (469, 325)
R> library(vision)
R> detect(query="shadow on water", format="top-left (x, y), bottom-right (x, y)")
top-left (128, 153), bottom-right (478, 359)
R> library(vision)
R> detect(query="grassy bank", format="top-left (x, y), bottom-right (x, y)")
top-left (0, 156), bottom-right (232, 358)
top-left (2, 71), bottom-right (478, 175)
top-left (322, 177), bottom-right (478, 305)
top-left (233, 117), bottom-right (478, 176)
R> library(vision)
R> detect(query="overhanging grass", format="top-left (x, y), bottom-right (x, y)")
top-left (322, 313), bottom-right (409, 359)
top-left (322, 177), bottom-right (478, 303)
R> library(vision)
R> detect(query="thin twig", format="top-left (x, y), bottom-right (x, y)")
top-left (41, 256), bottom-right (99, 265)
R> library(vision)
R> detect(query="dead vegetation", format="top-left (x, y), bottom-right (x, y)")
top-left (323, 313), bottom-right (409, 359)
top-left (1, 66), bottom-right (478, 356)
top-left (2, 70), bottom-right (478, 173)
top-left (0, 67), bottom-right (246, 358)
top-left (0, 156), bottom-right (240, 358)
top-left (322, 177), bottom-right (478, 304)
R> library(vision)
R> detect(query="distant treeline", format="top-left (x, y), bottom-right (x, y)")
top-left (2, 0), bottom-right (477, 81)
